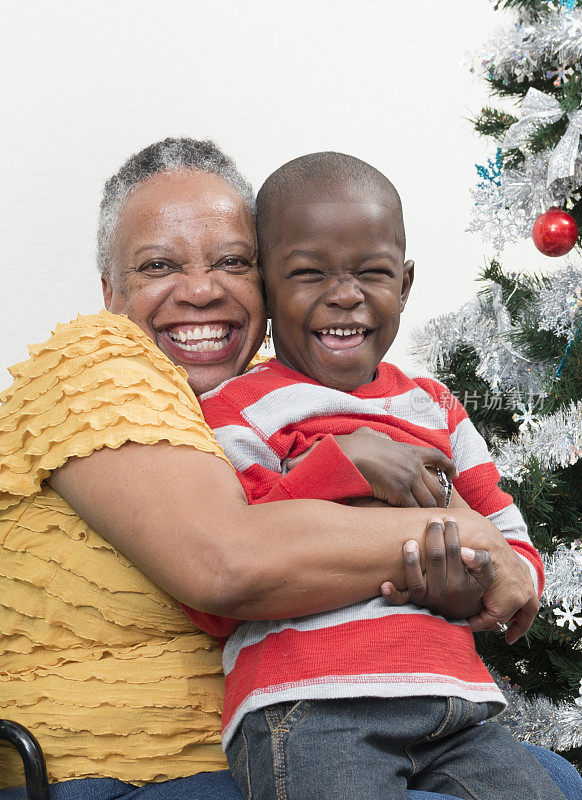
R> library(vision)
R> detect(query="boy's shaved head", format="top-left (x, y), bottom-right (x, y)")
top-left (256, 150), bottom-right (414, 392)
top-left (256, 151), bottom-right (406, 256)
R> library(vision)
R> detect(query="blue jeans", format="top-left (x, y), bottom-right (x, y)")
top-left (225, 697), bottom-right (577, 800)
top-left (0, 742), bottom-right (580, 800)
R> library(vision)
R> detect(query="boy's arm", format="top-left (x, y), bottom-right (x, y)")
top-left (180, 604), bottom-right (242, 641)
top-left (438, 387), bottom-right (543, 641)
top-left (200, 389), bottom-right (373, 504)
top-left (446, 397), bottom-right (544, 598)
top-left (201, 392), bottom-right (458, 506)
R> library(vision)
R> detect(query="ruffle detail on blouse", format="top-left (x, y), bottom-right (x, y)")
top-left (0, 312), bottom-right (232, 786)
top-left (1, 491), bottom-right (228, 786)
top-left (0, 311), bottom-right (232, 510)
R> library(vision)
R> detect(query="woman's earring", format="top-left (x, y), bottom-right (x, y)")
top-left (260, 319), bottom-right (274, 356)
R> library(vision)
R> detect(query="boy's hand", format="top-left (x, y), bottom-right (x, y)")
top-left (334, 427), bottom-right (458, 508)
top-left (380, 517), bottom-right (495, 620)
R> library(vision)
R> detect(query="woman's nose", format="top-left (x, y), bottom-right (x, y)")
top-left (324, 278), bottom-right (365, 309)
top-left (172, 268), bottom-right (228, 307)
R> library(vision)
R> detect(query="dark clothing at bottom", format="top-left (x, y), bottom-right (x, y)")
top-left (226, 696), bottom-right (569, 800)
top-left (0, 740), bottom-right (580, 800)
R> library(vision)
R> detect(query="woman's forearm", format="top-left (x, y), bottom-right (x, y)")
top-left (227, 501), bottom-right (497, 619)
top-left (48, 441), bottom-right (504, 620)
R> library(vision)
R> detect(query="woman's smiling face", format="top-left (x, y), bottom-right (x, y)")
top-left (102, 170), bottom-right (266, 395)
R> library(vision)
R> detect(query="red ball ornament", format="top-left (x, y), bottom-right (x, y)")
top-left (532, 207), bottom-right (578, 257)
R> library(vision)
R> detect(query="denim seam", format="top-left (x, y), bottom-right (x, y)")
top-left (404, 740), bottom-right (421, 774)
top-left (453, 700), bottom-right (472, 735)
top-left (230, 736), bottom-right (247, 779)
top-left (278, 702), bottom-right (312, 733)
top-left (428, 697), bottom-right (456, 741)
top-left (265, 702), bottom-right (313, 800)
top-left (240, 726), bottom-right (252, 800)
top-left (266, 707), bottom-right (287, 800)
top-left (430, 769), bottom-right (480, 800)
top-left (405, 700), bottom-right (455, 774)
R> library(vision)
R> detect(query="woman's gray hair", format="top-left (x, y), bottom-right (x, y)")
top-left (97, 137), bottom-right (255, 275)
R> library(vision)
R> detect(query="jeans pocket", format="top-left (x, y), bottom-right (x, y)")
top-left (427, 697), bottom-right (458, 741)
top-left (428, 697), bottom-right (497, 741)
top-left (266, 700), bottom-right (312, 734)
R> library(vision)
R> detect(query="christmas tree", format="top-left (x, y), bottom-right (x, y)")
top-left (414, 0), bottom-right (582, 766)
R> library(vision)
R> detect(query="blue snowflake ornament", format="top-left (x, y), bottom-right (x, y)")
top-left (475, 148), bottom-right (503, 189)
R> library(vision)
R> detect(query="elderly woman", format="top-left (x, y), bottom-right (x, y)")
top-left (0, 139), bottom-right (578, 800)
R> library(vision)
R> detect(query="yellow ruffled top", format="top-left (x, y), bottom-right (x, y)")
top-left (0, 311), bottom-right (245, 787)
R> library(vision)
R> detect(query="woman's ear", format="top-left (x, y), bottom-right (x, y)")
top-left (400, 259), bottom-right (414, 311)
top-left (101, 274), bottom-right (113, 310)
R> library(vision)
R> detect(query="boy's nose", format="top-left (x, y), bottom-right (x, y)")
top-left (324, 278), bottom-right (365, 309)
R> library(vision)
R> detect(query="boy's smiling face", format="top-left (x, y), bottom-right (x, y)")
top-left (262, 195), bottom-right (414, 392)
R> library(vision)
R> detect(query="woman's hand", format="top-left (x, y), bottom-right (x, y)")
top-left (380, 517), bottom-right (495, 619)
top-left (434, 511), bottom-right (540, 644)
top-left (333, 427), bottom-right (458, 508)
top-left (467, 544), bottom-right (540, 644)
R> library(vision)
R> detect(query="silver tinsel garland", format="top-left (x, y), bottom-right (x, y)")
top-left (543, 543), bottom-right (582, 612)
top-left (467, 6), bottom-right (582, 249)
top-left (456, 4), bottom-right (582, 754)
top-left (536, 263), bottom-right (582, 334)
top-left (494, 401), bottom-right (582, 479)
top-left (412, 264), bottom-right (582, 395)
top-left (492, 671), bottom-right (582, 751)
top-left (471, 8), bottom-right (582, 85)
top-left (412, 286), bottom-right (547, 395)
top-left (469, 152), bottom-right (582, 251)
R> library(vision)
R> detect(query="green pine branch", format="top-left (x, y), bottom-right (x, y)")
top-left (472, 107), bottom-right (518, 139)
top-left (567, 195), bottom-right (582, 234)
top-left (432, 345), bottom-right (520, 447)
top-left (512, 319), bottom-right (568, 364)
top-left (504, 460), bottom-right (582, 550)
top-left (479, 260), bottom-right (543, 318)
top-left (543, 326), bottom-right (582, 410)
top-left (528, 117), bottom-right (569, 153)
top-left (487, 71), bottom-right (558, 101)
top-left (476, 616), bottom-right (581, 701)
top-left (502, 148), bottom-right (526, 169)
top-left (561, 74), bottom-right (582, 112)
top-left (492, 0), bottom-right (551, 12)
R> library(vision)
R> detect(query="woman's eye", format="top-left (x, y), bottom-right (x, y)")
top-left (215, 257), bottom-right (253, 274)
top-left (138, 260), bottom-right (176, 274)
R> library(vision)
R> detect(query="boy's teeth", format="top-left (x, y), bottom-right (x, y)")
top-left (319, 327), bottom-right (364, 336)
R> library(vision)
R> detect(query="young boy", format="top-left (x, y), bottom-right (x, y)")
top-left (186, 153), bottom-right (559, 800)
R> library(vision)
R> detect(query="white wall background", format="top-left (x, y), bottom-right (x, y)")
top-left (0, 0), bottom-right (566, 391)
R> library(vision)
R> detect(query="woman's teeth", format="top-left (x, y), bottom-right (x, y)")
top-left (318, 328), bottom-right (366, 336)
top-left (168, 326), bottom-right (230, 352)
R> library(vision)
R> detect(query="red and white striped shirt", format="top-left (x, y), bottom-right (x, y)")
top-left (186, 358), bottom-right (544, 748)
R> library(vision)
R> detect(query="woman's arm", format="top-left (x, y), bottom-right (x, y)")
top-left (48, 440), bottom-right (536, 634)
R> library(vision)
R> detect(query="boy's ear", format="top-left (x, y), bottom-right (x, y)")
top-left (258, 259), bottom-right (275, 318)
top-left (400, 260), bottom-right (414, 311)
top-left (258, 260), bottom-right (270, 314)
